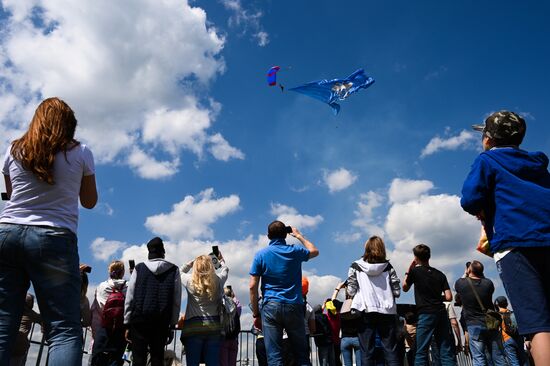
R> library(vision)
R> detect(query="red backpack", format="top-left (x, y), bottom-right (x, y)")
top-left (101, 286), bottom-right (126, 331)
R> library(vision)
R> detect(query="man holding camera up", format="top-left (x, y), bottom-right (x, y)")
top-left (249, 221), bottom-right (319, 366)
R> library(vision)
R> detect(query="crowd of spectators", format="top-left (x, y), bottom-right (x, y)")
top-left (1, 99), bottom-right (549, 366)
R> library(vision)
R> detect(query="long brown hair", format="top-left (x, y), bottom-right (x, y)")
top-left (362, 236), bottom-right (387, 263)
top-left (11, 97), bottom-right (79, 184)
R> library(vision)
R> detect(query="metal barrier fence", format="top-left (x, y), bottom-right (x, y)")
top-left (26, 325), bottom-right (473, 366)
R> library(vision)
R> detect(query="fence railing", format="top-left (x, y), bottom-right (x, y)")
top-left (26, 324), bottom-right (473, 366)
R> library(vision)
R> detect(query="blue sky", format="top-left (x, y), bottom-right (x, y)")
top-left (1, 0), bottom-right (550, 319)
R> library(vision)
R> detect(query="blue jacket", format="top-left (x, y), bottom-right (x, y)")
top-left (461, 147), bottom-right (550, 252)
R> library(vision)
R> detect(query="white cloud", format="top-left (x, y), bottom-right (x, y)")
top-left (304, 273), bottom-right (344, 307)
top-left (220, 0), bottom-right (269, 47)
top-left (0, 0), bottom-right (242, 179)
top-left (334, 191), bottom-right (385, 244)
top-left (208, 133), bottom-right (245, 161)
top-left (254, 31), bottom-right (269, 47)
top-left (323, 168), bottom-right (358, 193)
top-left (90, 237), bottom-right (128, 261)
top-left (424, 65), bottom-right (448, 80)
top-left (145, 188), bottom-right (240, 242)
top-left (270, 203), bottom-right (324, 230)
top-left (388, 178), bottom-right (434, 204)
top-left (421, 130), bottom-right (478, 158)
top-left (385, 189), bottom-right (483, 276)
top-left (127, 147), bottom-right (180, 180)
top-left (94, 202), bottom-right (114, 216)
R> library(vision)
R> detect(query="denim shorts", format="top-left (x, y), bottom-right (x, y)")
top-left (496, 246), bottom-right (550, 336)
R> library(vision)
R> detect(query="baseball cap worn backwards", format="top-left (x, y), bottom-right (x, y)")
top-left (472, 111), bottom-right (526, 141)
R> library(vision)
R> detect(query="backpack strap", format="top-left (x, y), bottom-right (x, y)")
top-left (466, 277), bottom-right (486, 312)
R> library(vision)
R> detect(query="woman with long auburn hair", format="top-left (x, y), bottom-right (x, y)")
top-left (0, 97), bottom-right (97, 365)
top-left (345, 236), bottom-right (402, 366)
top-left (180, 252), bottom-right (229, 365)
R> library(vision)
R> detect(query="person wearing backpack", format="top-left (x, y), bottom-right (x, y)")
top-left (220, 285), bottom-right (241, 366)
top-left (90, 260), bottom-right (128, 366)
top-left (180, 253), bottom-right (229, 366)
top-left (494, 296), bottom-right (525, 366)
top-left (124, 237), bottom-right (182, 366)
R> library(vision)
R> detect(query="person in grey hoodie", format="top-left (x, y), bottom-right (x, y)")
top-left (346, 236), bottom-right (401, 366)
top-left (123, 237), bottom-right (181, 366)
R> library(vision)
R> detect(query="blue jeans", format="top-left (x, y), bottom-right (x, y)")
top-left (182, 334), bottom-right (222, 366)
top-left (0, 223), bottom-right (82, 365)
top-left (503, 337), bottom-right (522, 366)
top-left (261, 301), bottom-right (310, 366)
top-left (357, 312), bottom-right (400, 366)
top-left (415, 311), bottom-right (457, 366)
top-left (341, 336), bottom-right (361, 366)
top-left (467, 325), bottom-right (506, 366)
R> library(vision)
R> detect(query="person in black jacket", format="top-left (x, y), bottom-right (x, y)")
top-left (123, 237), bottom-right (181, 366)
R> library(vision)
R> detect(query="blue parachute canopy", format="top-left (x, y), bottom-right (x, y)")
top-left (267, 66), bottom-right (281, 86)
top-left (289, 69), bottom-right (375, 115)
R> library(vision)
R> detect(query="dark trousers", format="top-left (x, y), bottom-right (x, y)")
top-left (129, 322), bottom-right (168, 366)
top-left (357, 313), bottom-right (401, 366)
top-left (91, 327), bottom-right (126, 366)
top-left (256, 337), bottom-right (268, 366)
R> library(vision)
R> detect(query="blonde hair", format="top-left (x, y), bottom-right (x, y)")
top-left (362, 236), bottom-right (387, 263)
top-left (108, 260), bottom-right (125, 279)
top-left (190, 255), bottom-right (218, 300)
top-left (11, 97), bottom-right (78, 185)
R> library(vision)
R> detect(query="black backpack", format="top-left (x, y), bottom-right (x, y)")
top-left (224, 307), bottom-right (241, 340)
top-left (502, 311), bottom-right (518, 337)
top-left (313, 312), bottom-right (333, 347)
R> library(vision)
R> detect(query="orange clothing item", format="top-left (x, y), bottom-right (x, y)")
top-left (499, 309), bottom-right (511, 342)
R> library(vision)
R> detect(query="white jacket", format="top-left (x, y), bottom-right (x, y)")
top-left (347, 260), bottom-right (400, 315)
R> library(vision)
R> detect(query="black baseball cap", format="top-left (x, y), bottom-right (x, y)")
top-left (495, 296), bottom-right (508, 308)
top-left (472, 111), bottom-right (526, 143)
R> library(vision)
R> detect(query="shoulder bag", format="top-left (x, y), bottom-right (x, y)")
top-left (466, 277), bottom-right (501, 331)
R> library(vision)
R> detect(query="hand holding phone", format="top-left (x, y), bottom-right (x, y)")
top-left (210, 251), bottom-right (222, 270)
top-left (212, 245), bottom-right (220, 257)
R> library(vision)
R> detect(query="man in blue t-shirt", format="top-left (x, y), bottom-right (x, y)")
top-left (249, 220), bottom-right (319, 366)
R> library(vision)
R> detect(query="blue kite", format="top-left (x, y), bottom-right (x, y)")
top-left (289, 69), bottom-right (375, 115)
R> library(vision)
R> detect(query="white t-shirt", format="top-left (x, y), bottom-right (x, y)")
top-left (1, 144), bottom-right (95, 234)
